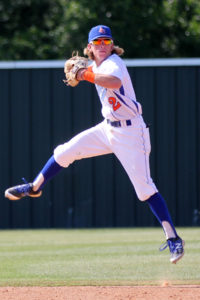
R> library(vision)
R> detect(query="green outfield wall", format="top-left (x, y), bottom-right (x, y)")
top-left (0, 59), bottom-right (200, 228)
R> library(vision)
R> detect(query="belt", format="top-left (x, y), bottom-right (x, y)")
top-left (106, 119), bottom-right (132, 127)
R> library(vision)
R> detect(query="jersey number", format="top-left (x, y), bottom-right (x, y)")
top-left (108, 97), bottom-right (121, 111)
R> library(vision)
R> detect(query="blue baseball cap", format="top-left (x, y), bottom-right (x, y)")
top-left (88, 25), bottom-right (113, 43)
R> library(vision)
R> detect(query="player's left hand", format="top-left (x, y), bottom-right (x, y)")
top-left (63, 54), bottom-right (88, 87)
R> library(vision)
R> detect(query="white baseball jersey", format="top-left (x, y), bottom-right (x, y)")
top-left (92, 54), bottom-right (142, 121)
top-left (54, 53), bottom-right (158, 201)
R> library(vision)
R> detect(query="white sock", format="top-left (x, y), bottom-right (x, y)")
top-left (162, 221), bottom-right (176, 240)
top-left (32, 174), bottom-right (44, 191)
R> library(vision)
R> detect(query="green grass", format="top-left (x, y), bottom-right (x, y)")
top-left (0, 227), bottom-right (199, 286)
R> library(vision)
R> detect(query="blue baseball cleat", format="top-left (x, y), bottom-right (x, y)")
top-left (5, 180), bottom-right (42, 200)
top-left (160, 236), bottom-right (185, 264)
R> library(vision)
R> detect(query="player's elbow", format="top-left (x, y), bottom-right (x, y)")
top-left (112, 77), bottom-right (122, 89)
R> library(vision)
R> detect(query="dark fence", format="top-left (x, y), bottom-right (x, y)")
top-left (0, 59), bottom-right (200, 228)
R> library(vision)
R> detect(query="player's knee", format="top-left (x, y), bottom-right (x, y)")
top-left (136, 191), bottom-right (157, 202)
top-left (137, 195), bottom-right (150, 201)
top-left (54, 143), bottom-right (75, 167)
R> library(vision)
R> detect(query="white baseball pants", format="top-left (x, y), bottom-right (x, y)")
top-left (54, 115), bottom-right (158, 201)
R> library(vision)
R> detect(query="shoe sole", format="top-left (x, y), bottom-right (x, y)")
top-left (5, 190), bottom-right (21, 200)
top-left (170, 240), bottom-right (185, 264)
top-left (170, 251), bottom-right (184, 264)
top-left (5, 189), bottom-right (42, 201)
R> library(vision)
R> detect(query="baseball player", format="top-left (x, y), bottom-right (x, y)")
top-left (5, 25), bottom-right (184, 263)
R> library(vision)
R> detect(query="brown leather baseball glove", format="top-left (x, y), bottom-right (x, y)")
top-left (63, 54), bottom-right (88, 87)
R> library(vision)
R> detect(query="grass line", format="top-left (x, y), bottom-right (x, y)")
top-left (0, 227), bottom-right (199, 286)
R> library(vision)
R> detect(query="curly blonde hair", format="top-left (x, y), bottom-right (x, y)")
top-left (83, 45), bottom-right (124, 60)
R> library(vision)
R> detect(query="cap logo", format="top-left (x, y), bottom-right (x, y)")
top-left (99, 27), bottom-right (106, 33)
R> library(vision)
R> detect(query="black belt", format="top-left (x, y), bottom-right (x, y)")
top-left (106, 119), bottom-right (132, 127)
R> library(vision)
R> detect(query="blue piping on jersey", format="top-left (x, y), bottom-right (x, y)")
top-left (132, 99), bottom-right (139, 112)
top-left (119, 85), bottom-right (125, 95)
top-left (110, 111), bottom-right (116, 120)
top-left (118, 85), bottom-right (139, 112)
top-left (113, 91), bottom-right (137, 115)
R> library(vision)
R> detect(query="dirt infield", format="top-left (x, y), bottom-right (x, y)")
top-left (0, 285), bottom-right (199, 300)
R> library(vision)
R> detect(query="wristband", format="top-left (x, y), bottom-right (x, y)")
top-left (83, 71), bottom-right (95, 83)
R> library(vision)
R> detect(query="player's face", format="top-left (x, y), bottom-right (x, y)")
top-left (88, 38), bottom-right (114, 65)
